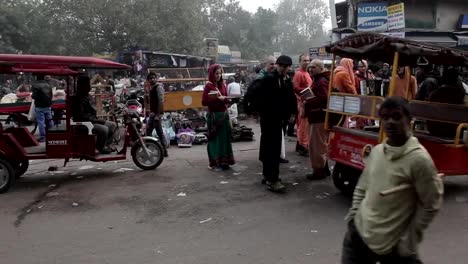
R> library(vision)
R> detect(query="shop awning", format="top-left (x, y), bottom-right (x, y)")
top-left (405, 36), bottom-right (458, 48)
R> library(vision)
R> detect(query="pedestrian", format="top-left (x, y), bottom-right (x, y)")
top-left (304, 59), bottom-right (330, 180)
top-left (393, 67), bottom-right (418, 100)
top-left (202, 64), bottom-right (235, 171)
top-left (341, 96), bottom-right (443, 264)
top-left (244, 55), bottom-right (297, 193)
top-left (293, 54), bottom-right (312, 156)
top-left (146, 72), bottom-right (168, 157)
top-left (31, 75), bottom-right (54, 142)
top-left (333, 58), bottom-right (357, 94)
top-left (257, 56), bottom-right (276, 79)
top-left (354, 60), bottom-right (375, 94)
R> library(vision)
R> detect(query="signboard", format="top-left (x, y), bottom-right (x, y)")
top-left (357, 2), bottom-right (388, 32)
top-left (381, 32), bottom-right (405, 38)
top-left (387, 3), bottom-right (405, 30)
top-left (204, 38), bottom-right (218, 57)
top-left (309, 48), bottom-right (319, 58)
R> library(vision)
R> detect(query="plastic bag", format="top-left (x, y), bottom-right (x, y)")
top-left (28, 100), bottom-right (36, 121)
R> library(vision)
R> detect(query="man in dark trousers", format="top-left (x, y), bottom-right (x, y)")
top-left (146, 72), bottom-right (168, 157)
top-left (341, 96), bottom-right (443, 264)
top-left (32, 75), bottom-right (54, 142)
top-left (244, 55), bottom-right (297, 193)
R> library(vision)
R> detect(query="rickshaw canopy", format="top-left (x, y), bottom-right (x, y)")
top-left (326, 33), bottom-right (468, 66)
top-left (0, 54), bottom-right (130, 75)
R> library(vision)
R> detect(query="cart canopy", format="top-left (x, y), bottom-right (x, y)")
top-left (0, 54), bottom-right (130, 75)
top-left (326, 33), bottom-right (468, 66)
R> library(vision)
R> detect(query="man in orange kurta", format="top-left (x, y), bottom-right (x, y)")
top-left (293, 54), bottom-right (312, 155)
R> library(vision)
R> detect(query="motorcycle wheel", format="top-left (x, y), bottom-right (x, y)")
top-left (131, 139), bottom-right (164, 170)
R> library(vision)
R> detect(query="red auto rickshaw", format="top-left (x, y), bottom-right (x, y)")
top-left (0, 54), bottom-right (164, 193)
top-left (323, 33), bottom-right (468, 194)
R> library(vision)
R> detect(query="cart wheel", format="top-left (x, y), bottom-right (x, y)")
top-left (131, 139), bottom-right (164, 170)
top-left (0, 158), bottom-right (15, 194)
top-left (14, 161), bottom-right (29, 178)
top-left (332, 163), bottom-right (361, 196)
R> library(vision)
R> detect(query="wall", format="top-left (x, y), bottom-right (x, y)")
top-left (436, 0), bottom-right (468, 31)
top-left (404, 0), bottom-right (436, 29)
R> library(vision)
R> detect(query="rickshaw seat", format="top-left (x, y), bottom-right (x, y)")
top-left (331, 126), bottom-right (379, 140)
top-left (71, 121), bottom-right (93, 135)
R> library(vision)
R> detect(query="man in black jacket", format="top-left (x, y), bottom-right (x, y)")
top-left (72, 76), bottom-right (117, 154)
top-left (32, 75), bottom-right (54, 142)
top-left (244, 55), bottom-right (297, 193)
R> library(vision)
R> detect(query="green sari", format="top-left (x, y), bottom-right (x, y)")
top-left (206, 111), bottom-right (235, 167)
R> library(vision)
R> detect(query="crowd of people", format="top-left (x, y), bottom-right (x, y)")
top-left (199, 54), bottom-right (450, 263)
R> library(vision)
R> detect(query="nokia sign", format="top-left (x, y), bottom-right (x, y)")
top-left (357, 2), bottom-right (388, 32)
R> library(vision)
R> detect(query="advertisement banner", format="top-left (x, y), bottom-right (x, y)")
top-left (388, 3), bottom-right (405, 30)
top-left (357, 2), bottom-right (388, 32)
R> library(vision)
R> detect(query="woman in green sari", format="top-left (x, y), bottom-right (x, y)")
top-left (202, 64), bottom-right (235, 171)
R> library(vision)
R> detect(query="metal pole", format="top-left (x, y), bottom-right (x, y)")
top-left (325, 54), bottom-right (336, 130)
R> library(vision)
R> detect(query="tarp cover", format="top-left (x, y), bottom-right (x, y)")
top-left (326, 33), bottom-right (468, 66)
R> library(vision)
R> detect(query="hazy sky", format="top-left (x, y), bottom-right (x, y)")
top-left (237, 0), bottom-right (346, 30)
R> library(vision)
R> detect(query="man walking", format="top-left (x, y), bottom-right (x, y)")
top-left (146, 72), bottom-right (168, 157)
top-left (341, 96), bottom-right (443, 264)
top-left (293, 54), bottom-right (312, 156)
top-left (244, 55), bottom-right (297, 193)
top-left (32, 75), bottom-right (54, 142)
top-left (305, 59), bottom-right (330, 180)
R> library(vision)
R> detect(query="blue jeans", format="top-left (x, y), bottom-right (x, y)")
top-left (35, 107), bottom-right (54, 142)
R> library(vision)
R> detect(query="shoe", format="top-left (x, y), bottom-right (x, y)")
top-left (209, 166), bottom-right (223, 172)
top-left (279, 158), bottom-right (289, 164)
top-left (306, 169), bottom-right (327, 181)
top-left (267, 180), bottom-right (286, 193)
top-left (221, 164), bottom-right (230, 170)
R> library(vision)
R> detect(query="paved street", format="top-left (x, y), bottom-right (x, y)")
top-left (2, 121), bottom-right (468, 264)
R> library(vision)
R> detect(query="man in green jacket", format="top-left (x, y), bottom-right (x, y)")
top-left (341, 96), bottom-right (443, 264)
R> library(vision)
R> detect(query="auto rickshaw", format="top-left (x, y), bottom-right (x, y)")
top-left (323, 33), bottom-right (468, 194)
top-left (0, 54), bottom-right (164, 193)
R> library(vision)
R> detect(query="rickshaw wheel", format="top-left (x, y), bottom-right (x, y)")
top-left (14, 161), bottom-right (29, 178)
top-left (0, 158), bottom-right (15, 194)
top-left (332, 163), bottom-right (360, 196)
top-left (131, 139), bottom-right (164, 170)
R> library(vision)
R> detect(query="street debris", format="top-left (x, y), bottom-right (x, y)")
top-left (310, 229), bottom-right (318, 233)
top-left (289, 165), bottom-right (299, 169)
top-left (233, 172), bottom-right (242, 176)
top-left (256, 172), bottom-right (263, 175)
top-left (76, 176), bottom-right (84, 179)
top-left (323, 192), bottom-right (331, 196)
top-left (26, 209), bottom-right (32, 213)
top-left (199, 218), bottom-right (212, 224)
top-left (113, 168), bottom-right (134, 173)
top-left (177, 192), bottom-right (187, 197)
top-left (37, 205), bottom-right (44, 209)
top-left (71, 173), bottom-right (77, 176)
top-left (305, 252), bottom-right (316, 256)
top-left (48, 184), bottom-right (56, 188)
top-left (72, 203), bottom-right (79, 207)
top-left (46, 192), bottom-right (60, 197)
top-left (292, 183), bottom-right (299, 186)
top-left (48, 166), bottom-right (58, 171)
top-left (315, 195), bottom-right (327, 199)
top-left (78, 165), bottom-right (95, 170)
top-left (220, 181), bottom-right (229, 184)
